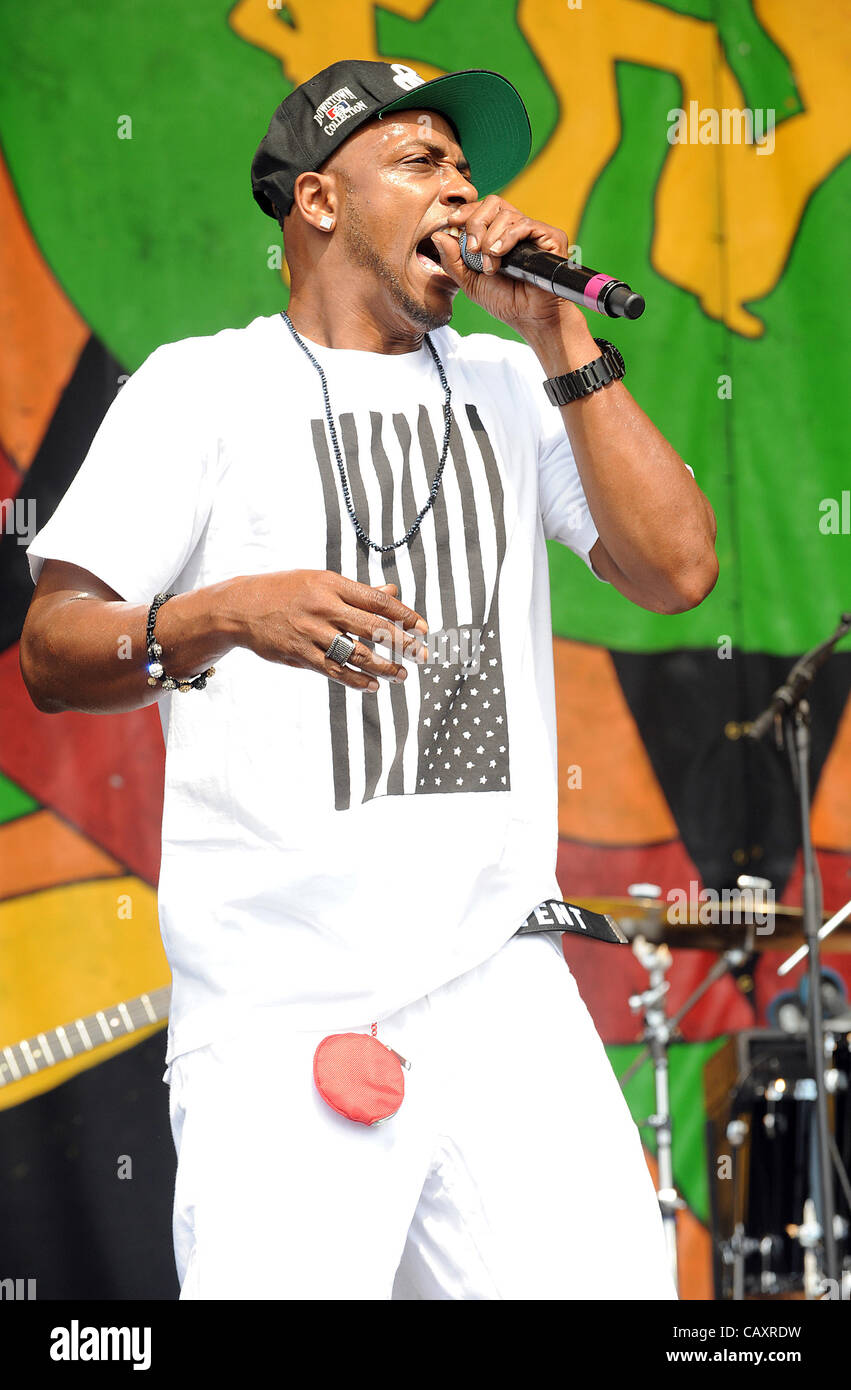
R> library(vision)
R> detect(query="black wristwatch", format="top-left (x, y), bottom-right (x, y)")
top-left (543, 338), bottom-right (625, 406)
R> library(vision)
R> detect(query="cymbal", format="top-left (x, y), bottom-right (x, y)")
top-left (573, 896), bottom-right (850, 953)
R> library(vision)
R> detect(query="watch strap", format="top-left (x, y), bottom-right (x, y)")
top-left (543, 338), bottom-right (625, 406)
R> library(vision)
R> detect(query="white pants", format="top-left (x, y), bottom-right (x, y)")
top-left (165, 932), bottom-right (678, 1299)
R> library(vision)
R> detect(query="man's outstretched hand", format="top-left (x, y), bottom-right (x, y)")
top-left (229, 571), bottom-right (429, 693)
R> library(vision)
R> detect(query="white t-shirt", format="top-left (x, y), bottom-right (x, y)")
top-left (26, 312), bottom-right (608, 1066)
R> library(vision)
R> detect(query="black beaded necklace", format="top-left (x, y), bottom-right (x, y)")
top-left (280, 310), bottom-right (453, 554)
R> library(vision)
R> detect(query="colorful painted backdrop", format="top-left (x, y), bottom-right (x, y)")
top-left (1, 1), bottom-right (849, 1298)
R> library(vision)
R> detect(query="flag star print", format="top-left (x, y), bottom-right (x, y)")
top-left (416, 620), bottom-right (510, 795)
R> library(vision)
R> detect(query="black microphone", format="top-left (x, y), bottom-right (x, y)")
top-left (458, 231), bottom-right (645, 319)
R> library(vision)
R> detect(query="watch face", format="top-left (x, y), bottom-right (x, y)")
top-left (594, 337), bottom-right (625, 376)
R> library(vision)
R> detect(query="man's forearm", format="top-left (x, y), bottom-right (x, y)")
top-left (524, 316), bottom-right (718, 611)
top-left (20, 578), bottom-right (245, 715)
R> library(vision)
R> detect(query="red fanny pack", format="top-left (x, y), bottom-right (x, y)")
top-left (313, 1031), bottom-right (409, 1127)
top-left (313, 900), bottom-right (624, 1127)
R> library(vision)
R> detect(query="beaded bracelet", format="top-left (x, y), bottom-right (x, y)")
top-left (145, 591), bottom-right (215, 692)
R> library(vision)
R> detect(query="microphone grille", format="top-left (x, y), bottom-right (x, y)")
top-left (459, 231), bottom-right (484, 273)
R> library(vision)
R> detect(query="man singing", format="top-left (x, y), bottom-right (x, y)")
top-left (21, 60), bottom-right (717, 1299)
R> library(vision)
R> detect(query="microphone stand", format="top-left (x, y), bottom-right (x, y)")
top-left (745, 611), bottom-right (851, 1290)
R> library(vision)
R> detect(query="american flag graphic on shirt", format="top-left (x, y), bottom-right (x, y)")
top-left (310, 394), bottom-right (511, 810)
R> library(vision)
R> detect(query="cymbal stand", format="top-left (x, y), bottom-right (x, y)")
top-left (628, 932), bottom-right (686, 1289)
top-left (619, 886), bottom-right (755, 1294)
top-left (618, 887), bottom-right (685, 1291)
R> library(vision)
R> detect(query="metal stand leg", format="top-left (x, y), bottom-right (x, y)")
top-left (627, 928), bottom-right (686, 1293)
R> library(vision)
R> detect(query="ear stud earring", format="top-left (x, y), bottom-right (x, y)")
top-left (319, 214), bottom-right (334, 230)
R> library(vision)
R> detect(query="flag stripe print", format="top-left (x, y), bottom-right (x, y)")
top-left (312, 394), bottom-right (511, 809)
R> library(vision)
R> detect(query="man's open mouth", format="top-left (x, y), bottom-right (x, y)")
top-left (415, 235), bottom-right (442, 272)
top-left (414, 227), bottom-right (458, 277)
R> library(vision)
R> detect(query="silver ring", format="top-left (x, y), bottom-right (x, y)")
top-left (325, 633), bottom-right (357, 666)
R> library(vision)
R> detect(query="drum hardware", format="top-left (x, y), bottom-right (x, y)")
top-left (824, 1014), bottom-right (851, 1033)
top-left (572, 826), bottom-right (851, 1298)
top-left (720, 1222), bottom-right (760, 1301)
top-left (575, 893), bottom-right (847, 954)
top-left (789, 1199), bottom-right (825, 1299)
top-left (625, 928), bottom-right (682, 1290)
top-left (617, 883), bottom-right (711, 1294)
top-left (718, 1091), bottom-right (791, 1297)
top-left (777, 899), bottom-right (851, 975)
top-left (704, 1030), bottom-right (851, 1298)
top-left (727, 1118), bottom-right (748, 1146)
top-left (758, 1234), bottom-right (784, 1294)
top-left (746, 611), bottom-right (851, 1288)
top-left (612, 881), bottom-right (762, 1295)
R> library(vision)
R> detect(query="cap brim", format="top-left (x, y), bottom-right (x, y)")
top-left (375, 69), bottom-right (531, 196)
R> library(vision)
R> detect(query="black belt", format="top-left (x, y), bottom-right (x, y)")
top-left (515, 899), bottom-right (627, 946)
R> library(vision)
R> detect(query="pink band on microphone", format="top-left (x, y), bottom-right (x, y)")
top-left (582, 273), bottom-right (616, 310)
